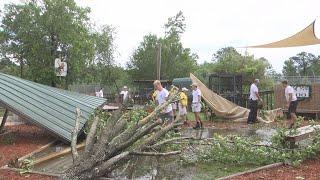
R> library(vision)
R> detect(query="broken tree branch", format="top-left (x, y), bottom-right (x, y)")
top-left (149, 136), bottom-right (194, 148)
top-left (71, 107), bottom-right (81, 163)
top-left (0, 109), bottom-right (9, 133)
top-left (129, 150), bottom-right (181, 156)
top-left (85, 115), bottom-right (100, 154)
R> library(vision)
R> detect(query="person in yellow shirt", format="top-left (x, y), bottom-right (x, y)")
top-left (179, 87), bottom-right (189, 124)
top-left (152, 89), bottom-right (158, 102)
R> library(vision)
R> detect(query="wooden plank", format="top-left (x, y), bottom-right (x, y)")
top-left (216, 162), bottom-right (284, 180)
top-left (285, 125), bottom-right (320, 142)
top-left (33, 143), bottom-right (85, 165)
top-left (18, 140), bottom-right (57, 163)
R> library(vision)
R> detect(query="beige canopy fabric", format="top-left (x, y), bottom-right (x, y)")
top-left (190, 73), bottom-right (280, 123)
top-left (247, 20), bottom-right (320, 48)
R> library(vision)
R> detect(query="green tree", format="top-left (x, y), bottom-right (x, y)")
top-left (282, 52), bottom-right (317, 76)
top-left (0, 0), bottom-right (95, 87)
top-left (282, 59), bottom-right (297, 76)
top-left (211, 47), bottom-right (273, 89)
top-left (127, 11), bottom-right (197, 80)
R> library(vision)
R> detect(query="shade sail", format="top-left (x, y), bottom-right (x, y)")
top-left (247, 20), bottom-right (320, 48)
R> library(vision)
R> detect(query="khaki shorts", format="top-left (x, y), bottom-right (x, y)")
top-left (192, 103), bottom-right (201, 113)
top-left (178, 104), bottom-right (187, 115)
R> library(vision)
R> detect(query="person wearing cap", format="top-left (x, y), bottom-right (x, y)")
top-left (153, 80), bottom-right (173, 123)
top-left (191, 83), bottom-right (203, 129)
top-left (281, 80), bottom-right (298, 128)
top-left (120, 86), bottom-right (129, 103)
top-left (179, 87), bottom-right (189, 124)
top-left (247, 79), bottom-right (262, 124)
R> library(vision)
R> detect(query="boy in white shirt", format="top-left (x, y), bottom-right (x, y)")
top-left (191, 83), bottom-right (203, 129)
top-left (153, 80), bottom-right (173, 123)
top-left (282, 80), bottom-right (298, 128)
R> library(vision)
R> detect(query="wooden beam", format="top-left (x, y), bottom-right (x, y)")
top-left (0, 109), bottom-right (9, 133)
top-left (285, 125), bottom-right (320, 143)
top-left (33, 143), bottom-right (85, 165)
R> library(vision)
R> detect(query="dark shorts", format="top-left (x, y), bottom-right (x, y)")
top-left (287, 101), bottom-right (298, 119)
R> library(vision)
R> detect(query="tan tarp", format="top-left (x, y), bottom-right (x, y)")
top-left (190, 73), bottom-right (279, 123)
top-left (247, 20), bottom-right (320, 48)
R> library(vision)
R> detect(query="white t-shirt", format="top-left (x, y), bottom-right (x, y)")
top-left (285, 86), bottom-right (297, 102)
top-left (96, 90), bottom-right (103, 98)
top-left (249, 83), bottom-right (258, 100)
top-left (156, 88), bottom-right (172, 113)
top-left (192, 88), bottom-right (201, 103)
top-left (120, 90), bottom-right (128, 100)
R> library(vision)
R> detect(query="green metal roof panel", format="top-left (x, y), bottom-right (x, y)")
top-left (0, 73), bottom-right (106, 142)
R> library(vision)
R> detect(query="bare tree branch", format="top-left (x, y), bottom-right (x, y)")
top-left (129, 151), bottom-right (181, 156)
top-left (149, 136), bottom-right (194, 148)
top-left (71, 107), bottom-right (81, 163)
top-left (85, 115), bottom-right (100, 154)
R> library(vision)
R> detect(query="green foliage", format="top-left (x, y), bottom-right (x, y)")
top-left (19, 158), bottom-right (34, 174)
top-left (211, 47), bottom-right (274, 89)
top-left (84, 110), bottom-right (112, 137)
top-left (197, 126), bottom-right (320, 167)
top-left (0, 0), bottom-right (122, 89)
top-left (125, 108), bottom-right (149, 125)
top-left (0, 0), bottom-right (95, 86)
top-left (127, 11), bottom-right (197, 80)
top-left (282, 52), bottom-right (320, 76)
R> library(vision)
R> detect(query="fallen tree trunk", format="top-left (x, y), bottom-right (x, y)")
top-left (61, 89), bottom-right (182, 180)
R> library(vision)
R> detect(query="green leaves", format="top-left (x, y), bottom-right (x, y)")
top-left (127, 11), bottom-right (197, 80)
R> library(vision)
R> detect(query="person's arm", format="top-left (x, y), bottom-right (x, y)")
top-left (255, 92), bottom-right (261, 101)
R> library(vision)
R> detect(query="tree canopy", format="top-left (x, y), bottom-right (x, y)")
top-left (282, 52), bottom-right (320, 76)
top-left (127, 11), bottom-right (198, 80)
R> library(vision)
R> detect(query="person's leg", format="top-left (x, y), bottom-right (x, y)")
top-left (247, 100), bottom-right (253, 124)
top-left (289, 101), bottom-right (298, 128)
top-left (252, 101), bottom-right (258, 123)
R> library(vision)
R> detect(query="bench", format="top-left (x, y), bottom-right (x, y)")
top-left (282, 109), bottom-right (320, 120)
top-left (285, 125), bottom-right (320, 147)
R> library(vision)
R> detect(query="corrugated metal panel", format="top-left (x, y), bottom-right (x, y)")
top-left (0, 73), bottom-right (106, 142)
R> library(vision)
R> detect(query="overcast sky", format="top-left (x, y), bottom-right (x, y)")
top-left (2, 0), bottom-right (320, 72)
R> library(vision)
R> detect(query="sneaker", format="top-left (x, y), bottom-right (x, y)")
top-left (193, 122), bottom-right (200, 129)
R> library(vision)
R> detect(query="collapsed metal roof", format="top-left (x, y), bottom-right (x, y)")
top-left (0, 73), bottom-right (106, 142)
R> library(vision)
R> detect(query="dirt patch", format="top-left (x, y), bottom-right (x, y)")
top-left (230, 156), bottom-right (320, 180)
top-left (0, 124), bottom-right (54, 167)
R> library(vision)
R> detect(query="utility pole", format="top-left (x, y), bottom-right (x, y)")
top-left (156, 43), bottom-right (162, 80)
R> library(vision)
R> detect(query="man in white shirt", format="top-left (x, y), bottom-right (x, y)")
top-left (120, 86), bottom-right (129, 103)
top-left (96, 88), bottom-right (104, 98)
top-left (282, 80), bottom-right (298, 128)
top-left (191, 83), bottom-right (203, 129)
top-left (247, 79), bottom-right (261, 124)
top-left (153, 80), bottom-right (173, 123)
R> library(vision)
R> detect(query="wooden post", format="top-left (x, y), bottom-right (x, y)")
top-left (0, 109), bottom-right (9, 133)
top-left (156, 43), bottom-right (161, 80)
